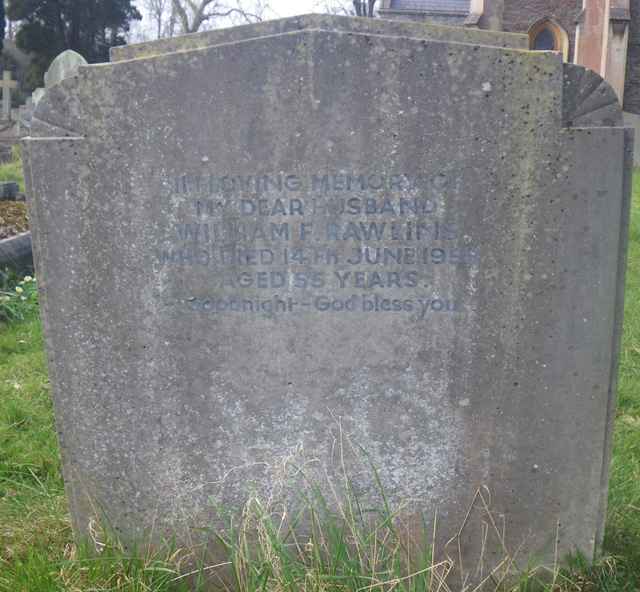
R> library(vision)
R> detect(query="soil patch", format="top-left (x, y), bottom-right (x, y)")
top-left (0, 202), bottom-right (29, 240)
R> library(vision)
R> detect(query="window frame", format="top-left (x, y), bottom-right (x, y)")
top-left (528, 18), bottom-right (570, 62)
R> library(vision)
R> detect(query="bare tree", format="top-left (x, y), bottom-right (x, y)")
top-left (352, 0), bottom-right (377, 17)
top-left (144, 0), bottom-right (171, 39)
top-left (313, 0), bottom-right (352, 14)
top-left (227, 0), bottom-right (272, 25)
top-left (314, 0), bottom-right (377, 17)
top-left (171, 0), bottom-right (270, 33)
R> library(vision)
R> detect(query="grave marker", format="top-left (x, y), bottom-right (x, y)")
top-left (0, 70), bottom-right (17, 120)
top-left (24, 16), bottom-right (633, 582)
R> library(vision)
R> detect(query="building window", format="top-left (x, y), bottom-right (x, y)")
top-left (532, 28), bottom-right (556, 50)
top-left (528, 18), bottom-right (569, 61)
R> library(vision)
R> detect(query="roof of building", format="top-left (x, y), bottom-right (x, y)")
top-left (388, 0), bottom-right (470, 13)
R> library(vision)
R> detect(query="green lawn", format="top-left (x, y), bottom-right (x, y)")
top-left (0, 147), bottom-right (26, 193)
top-left (601, 171), bottom-right (640, 586)
top-left (1, 176), bottom-right (640, 590)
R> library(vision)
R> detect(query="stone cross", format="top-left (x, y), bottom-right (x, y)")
top-left (0, 70), bottom-right (17, 120)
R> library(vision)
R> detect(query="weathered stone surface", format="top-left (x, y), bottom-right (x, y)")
top-left (44, 50), bottom-right (88, 89)
top-left (110, 13), bottom-right (528, 62)
top-left (24, 17), bottom-right (632, 585)
top-left (623, 111), bottom-right (640, 164)
top-left (563, 64), bottom-right (624, 127)
top-left (32, 88), bottom-right (45, 105)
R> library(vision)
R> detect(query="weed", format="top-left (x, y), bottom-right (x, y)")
top-left (0, 273), bottom-right (38, 323)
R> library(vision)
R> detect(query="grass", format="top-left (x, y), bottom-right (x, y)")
top-left (0, 320), bottom-right (194, 587)
top-left (0, 147), bottom-right (28, 240)
top-left (0, 318), bottom-right (68, 588)
top-left (601, 170), bottom-right (640, 585)
top-left (0, 146), bottom-right (26, 193)
top-left (0, 171), bottom-right (639, 590)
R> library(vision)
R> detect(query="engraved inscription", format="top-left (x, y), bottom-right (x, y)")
top-left (156, 171), bottom-right (479, 318)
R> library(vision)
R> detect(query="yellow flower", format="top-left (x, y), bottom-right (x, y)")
top-left (23, 276), bottom-right (33, 283)
top-left (15, 286), bottom-right (24, 294)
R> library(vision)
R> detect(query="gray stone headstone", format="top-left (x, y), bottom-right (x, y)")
top-left (32, 88), bottom-right (45, 106)
top-left (0, 232), bottom-right (33, 274)
top-left (26, 51), bottom-right (87, 130)
top-left (44, 50), bottom-right (88, 89)
top-left (0, 70), bottom-right (17, 121)
top-left (23, 15), bottom-right (633, 584)
top-left (0, 181), bottom-right (20, 200)
top-left (623, 111), bottom-right (640, 165)
top-left (110, 13), bottom-right (527, 63)
top-left (18, 103), bottom-right (32, 136)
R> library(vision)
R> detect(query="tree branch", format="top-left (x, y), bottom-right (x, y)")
top-left (201, 7), bottom-right (262, 24)
top-left (172, 0), bottom-right (267, 33)
top-left (171, 0), bottom-right (190, 32)
top-left (352, 0), bottom-right (375, 16)
top-left (367, 0), bottom-right (376, 16)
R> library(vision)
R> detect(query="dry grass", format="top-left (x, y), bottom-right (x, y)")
top-left (0, 201), bottom-right (29, 240)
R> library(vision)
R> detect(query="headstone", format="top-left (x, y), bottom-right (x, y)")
top-left (111, 13), bottom-right (527, 62)
top-left (623, 111), bottom-right (640, 165)
top-left (32, 88), bottom-right (45, 106)
top-left (18, 97), bottom-right (34, 136)
top-left (23, 16), bottom-right (633, 583)
top-left (0, 181), bottom-right (20, 200)
top-left (0, 70), bottom-right (17, 120)
top-left (43, 50), bottom-right (88, 89)
top-left (0, 232), bottom-right (33, 274)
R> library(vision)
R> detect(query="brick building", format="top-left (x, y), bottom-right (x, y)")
top-left (379, 0), bottom-right (640, 117)
top-left (626, 0), bottom-right (640, 113)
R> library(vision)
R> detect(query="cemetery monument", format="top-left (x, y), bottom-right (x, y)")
top-left (0, 70), bottom-right (17, 121)
top-left (23, 13), bottom-right (633, 584)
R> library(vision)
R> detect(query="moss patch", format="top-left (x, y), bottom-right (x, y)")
top-left (0, 202), bottom-right (29, 240)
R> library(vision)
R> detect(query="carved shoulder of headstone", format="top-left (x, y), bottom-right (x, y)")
top-left (563, 63), bottom-right (623, 128)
